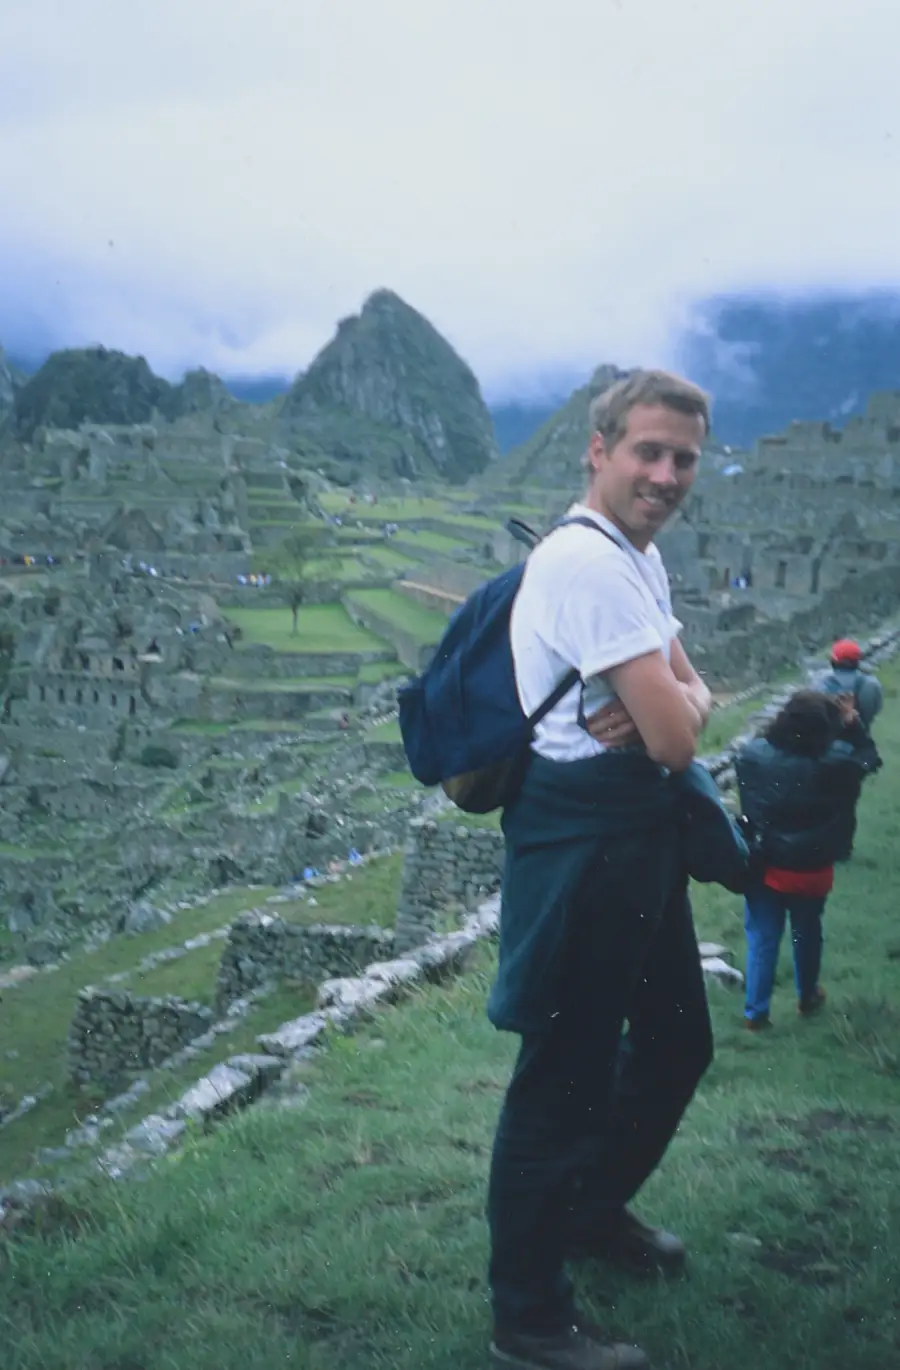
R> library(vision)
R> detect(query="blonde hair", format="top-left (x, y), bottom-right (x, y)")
top-left (588, 369), bottom-right (711, 448)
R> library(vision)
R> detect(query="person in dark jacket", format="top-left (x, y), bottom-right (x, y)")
top-left (817, 638), bottom-right (883, 735)
top-left (735, 690), bottom-right (881, 1030)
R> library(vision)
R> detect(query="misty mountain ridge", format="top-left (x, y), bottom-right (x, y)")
top-left (5, 291), bottom-right (900, 458)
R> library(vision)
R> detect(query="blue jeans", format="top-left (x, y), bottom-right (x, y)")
top-left (743, 882), bottom-right (827, 1020)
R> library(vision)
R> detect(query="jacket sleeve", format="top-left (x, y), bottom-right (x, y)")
top-left (825, 737), bottom-right (882, 777)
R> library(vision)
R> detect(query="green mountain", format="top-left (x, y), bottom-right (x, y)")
top-left (277, 289), bottom-right (499, 485)
top-left (491, 364), bottom-right (630, 489)
top-left (11, 349), bottom-right (241, 441)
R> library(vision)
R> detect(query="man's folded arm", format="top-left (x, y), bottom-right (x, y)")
top-left (607, 650), bottom-right (699, 772)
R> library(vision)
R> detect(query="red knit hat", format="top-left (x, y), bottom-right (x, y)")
top-left (831, 638), bottom-right (862, 665)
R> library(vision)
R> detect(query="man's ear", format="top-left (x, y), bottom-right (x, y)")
top-left (587, 431), bottom-right (606, 473)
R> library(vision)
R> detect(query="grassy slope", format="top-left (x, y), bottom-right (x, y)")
top-left (345, 588), bottom-right (450, 643)
top-left (4, 677), bottom-right (900, 1367)
top-left (223, 604), bottom-right (390, 654)
top-left (0, 856), bottom-right (404, 1185)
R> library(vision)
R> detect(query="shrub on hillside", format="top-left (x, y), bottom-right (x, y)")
top-left (138, 743), bottom-right (179, 770)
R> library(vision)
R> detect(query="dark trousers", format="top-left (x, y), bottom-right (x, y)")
top-left (487, 831), bottom-right (714, 1335)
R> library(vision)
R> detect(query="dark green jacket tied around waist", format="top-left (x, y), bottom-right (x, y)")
top-left (487, 752), bottom-right (749, 1034)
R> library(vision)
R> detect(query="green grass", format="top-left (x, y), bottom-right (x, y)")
top-left (700, 695), bottom-right (768, 754)
top-left (207, 675), bottom-right (355, 694)
top-left (357, 659), bottom-right (409, 685)
top-left (6, 682), bottom-right (900, 1367)
top-left (318, 494), bottom-right (472, 520)
top-left (392, 528), bottom-right (472, 554)
top-left (346, 588), bottom-right (450, 644)
top-left (223, 604), bottom-right (391, 654)
top-left (360, 544), bottom-right (419, 571)
top-left (0, 843), bottom-right (58, 859)
top-left (378, 769), bottom-right (423, 790)
top-left (169, 718), bottom-right (319, 736)
top-left (0, 856), bottom-right (403, 1184)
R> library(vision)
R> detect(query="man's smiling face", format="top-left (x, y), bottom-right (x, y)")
top-left (586, 402), bottom-right (703, 550)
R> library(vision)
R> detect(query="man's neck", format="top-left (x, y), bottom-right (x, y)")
top-left (579, 494), bottom-right (652, 552)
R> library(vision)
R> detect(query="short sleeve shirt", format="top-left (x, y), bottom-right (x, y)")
top-left (509, 503), bottom-right (683, 761)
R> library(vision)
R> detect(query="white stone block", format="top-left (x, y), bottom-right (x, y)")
top-left (702, 956), bottom-right (744, 987)
top-left (256, 1012), bottom-right (328, 1057)
top-left (172, 1063), bottom-right (255, 1121)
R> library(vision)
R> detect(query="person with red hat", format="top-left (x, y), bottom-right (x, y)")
top-left (818, 639), bottom-right (883, 734)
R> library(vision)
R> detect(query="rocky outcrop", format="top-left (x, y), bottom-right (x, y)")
top-left (278, 289), bottom-right (499, 485)
top-left (177, 368), bottom-right (234, 417)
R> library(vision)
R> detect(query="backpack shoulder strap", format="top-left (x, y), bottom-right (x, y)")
top-left (555, 514), bottom-right (622, 548)
top-left (524, 515), bottom-right (623, 729)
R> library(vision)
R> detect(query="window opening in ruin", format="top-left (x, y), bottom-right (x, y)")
top-left (75, 689), bottom-right (83, 705)
top-left (39, 685), bottom-right (45, 702)
top-left (113, 657), bottom-right (124, 671)
top-left (775, 560), bottom-right (787, 589)
top-left (128, 696), bottom-right (136, 716)
top-left (93, 690), bottom-right (99, 704)
top-left (722, 567), bottom-right (730, 589)
top-left (58, 686), bottom-right (65, 703)
top-left (80, 653), bottom-right (90, 670)
top-left (810, 560), bottom-right (821, 595)
top-left (111, 693), bottom-right (117, 707)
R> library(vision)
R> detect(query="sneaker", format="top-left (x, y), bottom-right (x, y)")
top-left (567, 1208), bottom-right (685, 1274)
top-left (490, 1320), bottom-right (649, 1369)
top-left (798, 987), bottom-right (827, 1016)
top-left (743, 1014), bottom-right (771, 1032)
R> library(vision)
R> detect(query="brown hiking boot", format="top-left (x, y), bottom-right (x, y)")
top-left (567, 1208), bottom-right (686, 1275)
top-left (798, 987), bottom-right (826, 1016)
top-left (743, 1014), bottom-right (771, 1032)
top-left (490, 1320), bottom-right (649, 1369)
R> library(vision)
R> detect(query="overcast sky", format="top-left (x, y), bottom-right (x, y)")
top-left (1, 0), bottom-right (899, 397)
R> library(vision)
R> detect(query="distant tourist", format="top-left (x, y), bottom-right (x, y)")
top-left (818, 638), bottom-right (883, 735)
top-left (734, 690), bottom-right (881, 1031)
top-left (485, 371), bottom-right (719, 1370)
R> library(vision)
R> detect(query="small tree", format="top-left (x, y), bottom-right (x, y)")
top-left (271, 529), bottom-right (337, 637)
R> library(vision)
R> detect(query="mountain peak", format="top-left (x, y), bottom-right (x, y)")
top-left (278, 288), bottom-right (497, 484)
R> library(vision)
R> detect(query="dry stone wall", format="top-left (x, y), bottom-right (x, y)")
top-left (68, 988), bottom-right (214, 1086)
top-left (215, 911), bottom-right (395, 1008)
top-left (395, 818), bottom-right (505, 952)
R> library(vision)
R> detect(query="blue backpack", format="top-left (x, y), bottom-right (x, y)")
top-left (397, 516), bottom-right (617, 812)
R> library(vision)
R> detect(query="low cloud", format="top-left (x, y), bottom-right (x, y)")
top-left (2, 0), bottom-right (900, 396)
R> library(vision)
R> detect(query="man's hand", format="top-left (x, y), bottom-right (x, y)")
top-left (837, 692), bottom-right (860, 727)
top-left (678, 682), bottom-right (709, 737)
top-left (669, 638), bottom-right (712, 735)
top-left (585, 697), bottom-right (643, 748)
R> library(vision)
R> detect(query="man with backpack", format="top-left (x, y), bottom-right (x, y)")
top-left (817, 638), bottom-right (883, 736)
top-left (486, 371), bottom-right (715, 1370)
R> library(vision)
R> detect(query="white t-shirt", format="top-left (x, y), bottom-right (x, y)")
top-left (509, 504), bottom-right (683, 762)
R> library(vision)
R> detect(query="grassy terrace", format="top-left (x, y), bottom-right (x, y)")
top-left (391, 528), bottom-right (472, 554)
top-left (0, 855), bottom-right (404, 1187)
top-left (4, 675), bottom-right (900, 1366)
top-left (222, 604), bottom-right (391, 654)
top-left (345, 588), bottom-right (450, 643)
top-left (359, 545), bottom-right (420, 571)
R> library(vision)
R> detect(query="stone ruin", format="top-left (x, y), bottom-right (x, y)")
top-left (68, 988), bottom-right (214, 1086)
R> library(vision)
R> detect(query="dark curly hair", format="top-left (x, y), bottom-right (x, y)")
top-left (764, 689), bottom-right (842, 758)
